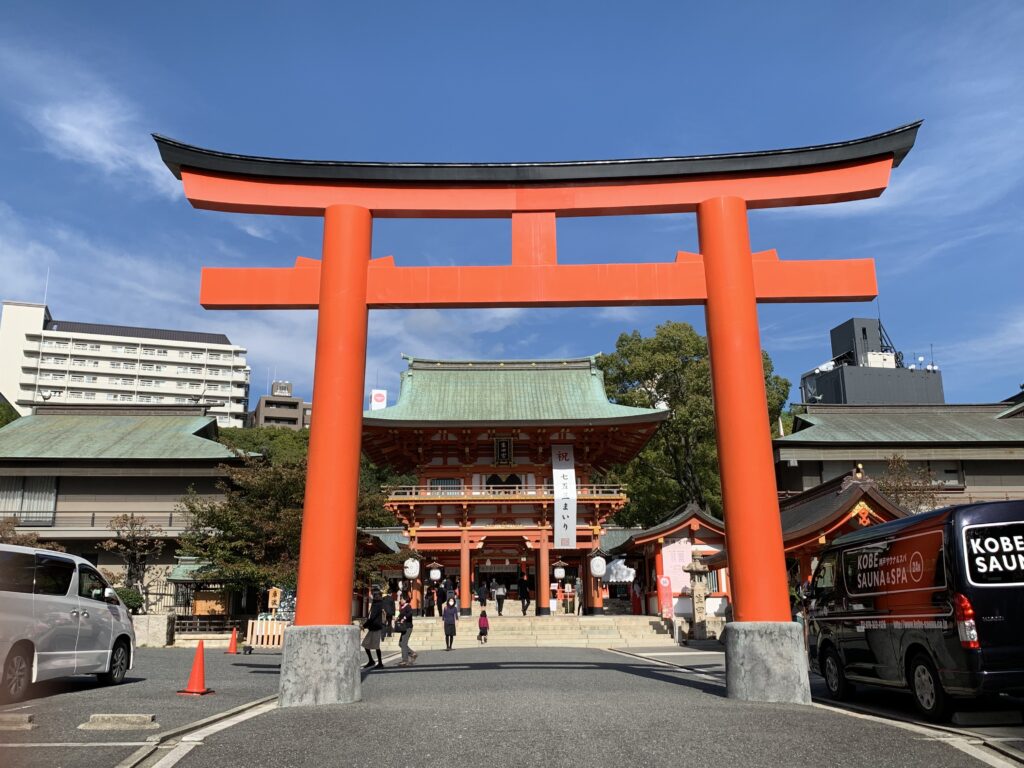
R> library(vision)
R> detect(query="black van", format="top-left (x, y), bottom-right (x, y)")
top-left (805, 499), bottom-right (1024, 720)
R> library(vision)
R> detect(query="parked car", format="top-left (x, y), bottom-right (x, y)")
top-left (805, 499), bottom-right (1024, 720)
top-left (0, 543), bottom-right (136, 702)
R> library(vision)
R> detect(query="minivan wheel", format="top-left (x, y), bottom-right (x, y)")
top-left (822, 646), bottom-right (852, 700)
top-left (909, 652), bottom-right (949, 722)
top-left (2, 647), bottom-right (32, 703)
top-left (97, 641), bottom-right (129, 686)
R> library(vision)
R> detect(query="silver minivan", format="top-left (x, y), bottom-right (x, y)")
top-left (0, 543), bottom-right (136, 702)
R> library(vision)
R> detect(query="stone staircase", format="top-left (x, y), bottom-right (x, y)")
top-left (380, 614), bottom-right (675, 651)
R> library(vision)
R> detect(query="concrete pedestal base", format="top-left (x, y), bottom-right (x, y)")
top-left (724, 621), bottom-right (811, 704)
top-left (279, 625), bottom-right (361, 708)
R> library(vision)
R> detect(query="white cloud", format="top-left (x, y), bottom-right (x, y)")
top-left (0, 42), bottom-right (180, 199)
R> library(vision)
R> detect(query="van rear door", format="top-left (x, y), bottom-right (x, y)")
top-left (959, 505), bottom-right (1024, 676)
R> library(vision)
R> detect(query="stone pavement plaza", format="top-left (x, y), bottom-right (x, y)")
top-left (4, 645), bottom-right (1018, 768)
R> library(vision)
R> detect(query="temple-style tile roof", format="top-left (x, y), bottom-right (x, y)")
top-left (776, 403), bottom-right (1024, 460)
top-left (0, 405), bottom-right (237, 462)
top-left (611, 502), bottom-right (725, 554)
top-left (363, 357), bottom-right (670, 428)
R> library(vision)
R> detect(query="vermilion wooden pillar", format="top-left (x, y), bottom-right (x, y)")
top-left (293, 205), bottom-right (371, 627)
top-left (459, 531), bottom-right (471, 616)
top-left (537, 535), bottom-right (550, 616)
top-left (654, 541), bottom-right (666, 615)
top-left (698, 196), bottom-right (790, 623)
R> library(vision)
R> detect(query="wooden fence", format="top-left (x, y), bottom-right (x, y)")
top-left (246, 618), bottom-right (288, 649)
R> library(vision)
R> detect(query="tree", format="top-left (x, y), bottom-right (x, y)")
top-left (876, 455), bottom-right (942, 514)
top-left (596, 321), bottom-right (790, 527)
top-left (0, 399), bottom-right (18, 429)
top-left (99, 513), bottom-right (166, 611)
top-left (0, 517), bottom-right (65, 551)
top-left (178, 429), bottom-right (413, 592)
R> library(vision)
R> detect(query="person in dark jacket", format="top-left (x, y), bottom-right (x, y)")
top-left (396, 595), bottom-right (418, 666)
top-left (518, 576), bottom-right (531, 616)
top-left (476, 581), bottom-right (488, 609)
top-left (361, 589), bottom-right (385, 669)
top-left (381, 590), bottom-right (396, 638)
top-left (422, 585), bottom-right (435, 617)
top-left (441, 597), bottom-right (459, 650)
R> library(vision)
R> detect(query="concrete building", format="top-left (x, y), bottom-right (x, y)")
top-left (799, 318), bottom-right (944, 405)
top-left (250, 380), bottom-right (311, 429)
top-left (0, 301), bottom-right (250, 428)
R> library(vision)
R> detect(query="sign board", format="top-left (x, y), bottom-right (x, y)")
top-left (963, 522), bottom-right (1024, 587)
top-left (551, 444), bottom-right (577, 549)
top-left (841, 530), bottom-right (945, 597)
top-left (267, 586), bottom-right (282, 610)
top-left (369, 389), bottom-right (387, 410)
top-left (662, 536), bottom-right (692, 594)
top-left (494, 437), bottom-right (513, 465)
top-left (657, 575), bottom-right (673, 620)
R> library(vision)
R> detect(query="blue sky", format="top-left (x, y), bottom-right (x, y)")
top-left (1, 2), bottom-right (1022, 407)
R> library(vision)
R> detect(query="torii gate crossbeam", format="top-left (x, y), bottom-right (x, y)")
top-left (155, 121), bottom-right (920, 708)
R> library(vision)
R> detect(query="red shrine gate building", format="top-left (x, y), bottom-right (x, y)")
top-left (362, 356), bottom-right (668, 616)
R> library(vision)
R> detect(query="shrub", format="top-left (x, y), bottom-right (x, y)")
top-left (115, 587), bottom-right (145, 614)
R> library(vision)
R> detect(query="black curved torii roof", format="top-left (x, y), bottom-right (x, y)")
top-left (153, 122), bottom-right (921, 185)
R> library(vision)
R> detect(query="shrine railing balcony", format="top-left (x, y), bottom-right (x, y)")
top-left (386, 483), bottom-right (627, 502)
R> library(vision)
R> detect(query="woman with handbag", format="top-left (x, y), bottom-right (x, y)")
top-left (441, 597), bottom-right (459, 650)
top-left (361, 588), bottom-right (385, 669)
top-left (396, 595), bottom-right (418, 666)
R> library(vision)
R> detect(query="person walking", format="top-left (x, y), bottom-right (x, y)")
top-left (442, 597), bottom-right (459, 651)
top-left (476, 580), bottom-right (488, 610)
top-left (518, 575), bottom-right (531, 616)
top-left (382, 590), bottom-right (396, 639)
top-left (575, 576), bottom-right (585, 616)
top-left (477, 610), bottom-right (490, 644)
top-left (422, 584), bottom-right (435, 618)
top-left (361, 588), bottom-right (385, 669)
top-left (395, 595), bottom-right (418, 666)
top-left (495, 582), bottom-right (506, 616)
top-left (436, 584), bottom-right (445, 617)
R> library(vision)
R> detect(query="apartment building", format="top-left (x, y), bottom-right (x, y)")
top-left (0, 301), bottom-right (250, 427)
top-left (250, 380), bottom-right (311, 429)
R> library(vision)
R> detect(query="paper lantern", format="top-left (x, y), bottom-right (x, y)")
top-left (553, 566), bottom-right (566, 580)
top-left (590, 556), bottom-right (607, 578)
top-left (429, 568), bottom-right (442, 582)
top-left (403, 558), bottom-right (420, 579)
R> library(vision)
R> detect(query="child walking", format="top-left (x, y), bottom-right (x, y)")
top-left (477, 610), bottom-right (490, 644)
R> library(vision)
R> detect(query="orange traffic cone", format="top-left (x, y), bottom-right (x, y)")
top-left (225, 628), bottom-right (238, 655)
top-left (177, 640), bottom-right (215, 696)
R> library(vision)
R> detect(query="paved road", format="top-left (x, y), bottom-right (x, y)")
top-left (0, 647), bottom-right (282, 768)
top-left (173, 646), bottom-right (996, 768)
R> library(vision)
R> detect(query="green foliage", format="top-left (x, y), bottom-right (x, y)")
top-left (218, 427), bottom-right (309, 466)
top-left (115, 586), bottom-right (145, 614)
top-left (0, 400), bottom-right (18, 429)
top-left (597, 321), bottom-right (789, 527)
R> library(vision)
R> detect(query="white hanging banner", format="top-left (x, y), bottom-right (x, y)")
top-left (369, 389), bottom-right (388, 411)
top-left (551, 444), bottom-right (577, 549)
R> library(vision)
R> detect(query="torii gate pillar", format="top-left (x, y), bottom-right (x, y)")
top-left (154, 121), bottom-right (920, 708)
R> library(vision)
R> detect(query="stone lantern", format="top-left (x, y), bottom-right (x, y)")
top-left (683, 554), bottom-right (710, 641)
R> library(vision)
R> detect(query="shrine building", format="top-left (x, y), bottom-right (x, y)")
top-left (362, 356), bottom-right (669, 616)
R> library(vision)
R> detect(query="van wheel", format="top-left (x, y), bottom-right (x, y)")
top-left (2, 646), bottom-right (32, 703)
top-left (909, 653), bottom-right (949, 722)
top-left (97, 640), bottom-right (130, 686)
top-left (822, 646), bottom-right (852, 700)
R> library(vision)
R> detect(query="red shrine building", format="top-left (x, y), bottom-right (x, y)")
top-left (362, 356), bottom-right (668, 616)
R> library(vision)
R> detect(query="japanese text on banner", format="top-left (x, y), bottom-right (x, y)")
top-left (551, 444), bottom-right (577, 549)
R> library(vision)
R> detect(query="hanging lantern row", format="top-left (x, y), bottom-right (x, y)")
top-left (590, 556), bottom-right (607, 578)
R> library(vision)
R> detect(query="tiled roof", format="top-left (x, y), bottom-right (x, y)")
top-left (0, 409), bottom-right (237, 461)
top-left (778, 475), bottom-right (907, 539)
top-left (778, 404), bottom-right (1024, 445)
top-left (363, 357), bottom-right (669, 426)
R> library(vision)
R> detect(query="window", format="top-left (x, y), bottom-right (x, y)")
top-left (0, 477), bottom-right (57, 523)
top-left (73, 343), bottom-right (87, 351)
top-left (178, 351), bottom-right (188, 359)
top-left (812, 553), bottom-right (837, 593)
top-left (156, 349), bottom-right (167, 357)
top-left (0, 551), bottom-right (35, 594)
top-left (119, 394), bottom-right (133, 402)
top-left (106, 393), bottom-right (119, 401)
top-left (110, 361), bottom-right (122, 369)
top-left (87, 344), bottom-right (100, 351)
top-left (124, 346), bottom-right (137, 354)
top-left (35, 555), bottom-right (74, 596)
top-left (140, 379), bottom-right (155, 387)
top-left (189, 367), bottom-right (202, 374)
top-left (706, 570), bottom-right (720, 593)
top-left (83, 392), bottom-right (95, 400)
top-left (111, 345), bottom-right (124, 354)
top-left (429, 478), bottom-right (464, 496)
top-left (138, 395), bottom-right (152, 403)
top-left (72, 358), bottom-right (87, 366)
top-left (142, 364), bottom-right (155, 371)
top-left (143, 348), bottom-right (156, 356)
top-left (209, 369), bottom-right (221, 377)
top-left (123, 362), bottom-right (136, 371)
top-left (69, 391), bottom-right (83, 399)
top-left (208, 353), bottom-right (221, 360)
top-left (85, 375), bottom-right (98, 383)
top-left (175, 397), bottom-right (188, 403)
top-left (77, 566), bottom-right (107, 602)
top-left (54, 341), bottom-right (68, 349)
top-left (191, 352), bottom-right (203, 360)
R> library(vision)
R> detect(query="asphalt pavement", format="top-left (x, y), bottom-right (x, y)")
top-left (175, 646), bottom-right (998, 768)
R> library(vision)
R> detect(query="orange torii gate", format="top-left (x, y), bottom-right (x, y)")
top-left (155, 122), bottom-right (919, 707)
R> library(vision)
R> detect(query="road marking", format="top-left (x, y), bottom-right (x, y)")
top-left (0, 742), bottom-right (152, 747)
top-left (943, 737), bottom-right (1021, 768)
top-left (151, 742), bottom-right (198, 768)
top-left (182, 701), bottom-right (277, 743)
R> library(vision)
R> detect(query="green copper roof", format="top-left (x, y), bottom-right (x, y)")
top-left (779, 404), bottom-right (1024, 445)
top-left (0, 409), bottom-right (237, 461)
top-left (364, 357), bottom-right (669, 426)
